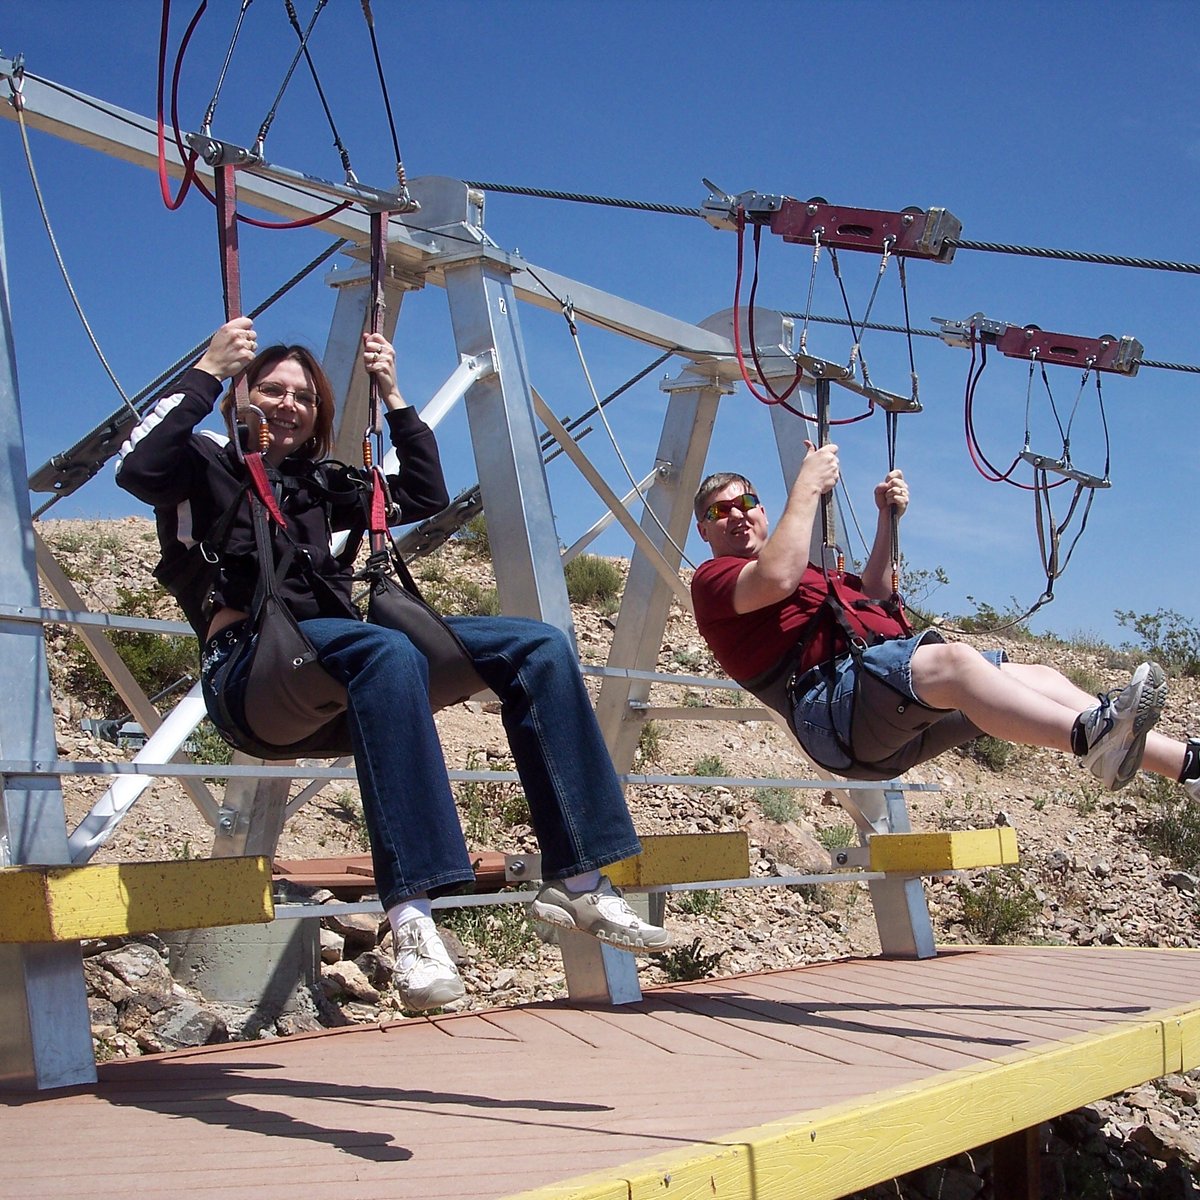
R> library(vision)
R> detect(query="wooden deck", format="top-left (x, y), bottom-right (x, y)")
top-left (3, 945), bottom-right (1199, 1200)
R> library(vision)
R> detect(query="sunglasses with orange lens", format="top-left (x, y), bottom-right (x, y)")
top-left (703, 492), bottom-right (760, 522)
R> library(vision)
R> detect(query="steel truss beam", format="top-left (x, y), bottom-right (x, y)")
top-left (0, 63), bottom-right (935, 1084)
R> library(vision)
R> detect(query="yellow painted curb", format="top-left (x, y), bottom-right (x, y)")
top-left (502, 1004), bottom-right (1200, 1200)
top-left (869, 827), bottom-right (1019, 873)
top-left (0, 857), bottom-right (274, 942)
top-left (606, 832), bottom-right (750, 888)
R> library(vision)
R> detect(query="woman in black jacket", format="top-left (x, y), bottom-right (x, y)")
top-left (117, 318), bottom-right (671, 1012)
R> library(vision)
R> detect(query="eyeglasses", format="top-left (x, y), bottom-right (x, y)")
top-left (253, 381), bottom-right (319, 409)
top-left (703, 492), bottom-right (760, 522)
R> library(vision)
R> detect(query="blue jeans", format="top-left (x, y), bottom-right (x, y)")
top-left (204, 615), bottom-right (640, 908)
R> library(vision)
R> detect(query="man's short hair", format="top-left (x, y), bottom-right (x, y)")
top-left (694, 472), bottom-right (755, 521)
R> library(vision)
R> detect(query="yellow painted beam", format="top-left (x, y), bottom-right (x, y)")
top-left (0, 857), bottom-right (274, 942)
top-left (605, 832), bottom-right (750, 889)
top-left (869, 827), bottom-right (1019, 873)
top-left (503, 1008), bottom-right (1197, 1200)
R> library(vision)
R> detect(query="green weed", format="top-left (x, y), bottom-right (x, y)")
top-left (1138, 776), bottom-right (1200, 871)
top-left (440, 903), bottom-right (532, 960)
top-left (817, 823), bottom-right (856, 852)
top-left (955, 868), bottom-right (1040, 944)
top-left (563, 554), bottom-right (623, 607)
top-left (455, 514), bottom-right (491, 560)
top-left (962, 735), bottom-right (1014, 772)
top-left (1116, 607), bottom-right (1200, 677)
top-left (757, 786), bottom-right (800, 824)
top-left (692, 754), bottom-right (726, 778)
top-left (653, 936), bottom-right (724, 982)
top-left (673, 889), bottom-right (723, 917)
top-left (65, 584), bottom-right (197, 713)
top-left (636, 720), bottom-right (663, 763)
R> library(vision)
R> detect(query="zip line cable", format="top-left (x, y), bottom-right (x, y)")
top-left (12, 61), bottom-right (1200, 371)
top-left (462, 180), bottom-right (1200, 275)
top-left (29, 237), bottom-right (350, 518)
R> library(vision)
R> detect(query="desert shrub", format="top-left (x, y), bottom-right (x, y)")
top-left (953, 595), bottom-right (1033, 638)
top-left (636, 720), bottom-right (663, 763)
top-left (563, 553), bottom-right (622, 607)
top-left (674, 889), bottom-right (723, 917)
top-left (955, 868), bottom-right (1039, 944)
top-left (440, 903), bottom-right (533, 960)
top-left (653, 936), bottom-right (724, 982)
top-left (817, 823), bottom-right (856, 852)
top-left (898, 565), bottom-right (950, 630)
top-left (1138, 776), bottom-right (1200, 871)
top-left (1064, 663), bottom-right (1104, 696)
top-left (757, 786), bottom-right (800, 824)
top-left (446, 580), bottom-right (501, 617)
top-left (455, 514), bottom-right (491, 559)
top-left (961, 734), bottom-right (1014, 772)
top-left (692, 754), bottom-right (726, 778)
top-left (1115, 607), bottom-right (1200, 677)
top-left (65, 584), bottom-right (197, 713)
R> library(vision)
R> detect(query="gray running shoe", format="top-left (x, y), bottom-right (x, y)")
top-left (1078, 662), bottom-right (1167, 791)
top-left (530, 875), bottom-right (673, 954)
top-left (393, 916), bottom-right (465, 1012)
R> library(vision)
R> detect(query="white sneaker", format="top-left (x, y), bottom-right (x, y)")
top-left (530, 875), bottom-right (673, 954)
top-left (392, 916), bottom-right (465, 1012)
top-left (1078, 663), bottom-right (1167, 791)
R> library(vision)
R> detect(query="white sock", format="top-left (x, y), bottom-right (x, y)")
top-left (387, 896), bottom-right (432, 942)
top-left (561, 869), bottom-right (601, 894)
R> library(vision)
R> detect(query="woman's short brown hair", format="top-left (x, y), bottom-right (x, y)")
top-left (219, 344), bottom-right (335, 461)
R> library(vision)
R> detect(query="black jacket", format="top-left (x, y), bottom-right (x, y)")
top-left (116, 368), bottom-right (450, 636)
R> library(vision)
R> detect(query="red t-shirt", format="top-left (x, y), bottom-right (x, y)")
top-left (692, 558), bottom-right (909, 683)
top-left (691, 558), bottom-right (831, 682)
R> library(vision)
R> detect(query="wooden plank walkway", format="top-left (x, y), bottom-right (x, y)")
top-left (3, 945), bottom-right (1199, 1200)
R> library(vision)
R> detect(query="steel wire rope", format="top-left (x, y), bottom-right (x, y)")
top-left (283, 0), bottom-right (356, 182)
top-left (460, 180), bottom-right (1200, 275)
top-left (30, 236), bottom-right (349, 519)
top-left (251, 0), bottom-right (327, 156)
top-left (521, 264), bottom-right (697, 570)
top-left (359, 0), bottom-right (408, 192)
top-left (12, 95), bottom-right (138, 419)
top-left (196, 0), bottom-right (249, 137)
top-left (161, 0), bottom-right (351, 229)
top-left (16, 61), bottom-right (1200, 361)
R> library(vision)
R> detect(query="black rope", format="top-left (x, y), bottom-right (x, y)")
top-left (360, 0), bottom-right (407, 191)
top-left (253, 0), bottom-right (328, 153)
top-left (29, 237), bottom-right (349, 511)
top-left (284, 0), bottom-right (354, 181)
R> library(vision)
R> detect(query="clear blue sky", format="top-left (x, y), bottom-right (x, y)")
top-left (1, 1), bottom-right (1196, 645)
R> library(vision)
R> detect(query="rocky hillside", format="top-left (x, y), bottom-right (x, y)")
top-left (34, 517), bottom-right (1200, 1198)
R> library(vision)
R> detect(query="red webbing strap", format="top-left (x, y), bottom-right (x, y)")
top-left (368, 466), bottom-right (388, 555)
top-left (214, 164), bottom-right (250, 409)
top-left (244, 451), bottom-right (288, 530)
top-left (363, 208), bottom-right (389, 468)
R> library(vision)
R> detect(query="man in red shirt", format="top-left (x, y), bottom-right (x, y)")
top-left (691, 442), bottom-right (1200, 800)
